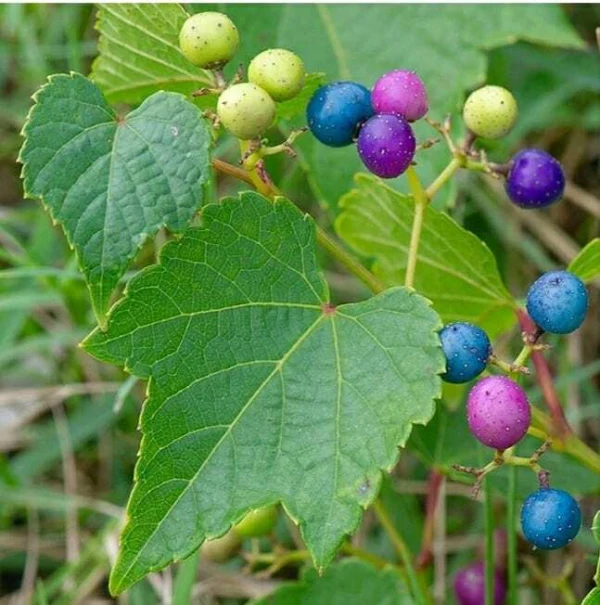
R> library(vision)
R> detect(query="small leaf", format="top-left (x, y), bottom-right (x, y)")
top-left (83, 192), bottom-right (444, 594)
top-left (91, 4), bottom-right (212, 105)
top-left (19, 73), bottom-right (211, 323)
top-left (568, 239), bottom-right (600, 283)
top-left (336, 174), bottom-right (516, 338)
top-left (252, 559), bottom-right (414, 604)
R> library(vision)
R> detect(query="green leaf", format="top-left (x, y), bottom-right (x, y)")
top-left (583, 588), bottom-right (600, 605)
top-left (19, 73), bottom-right (211, 323)
top-left (335, 174), bottom-right (516, 338)
top-left (277, 73), bottom-right (326, 121)
top-left (252, 559), bottom-right (413, 604)
top-left (82, 192), bottom-right (444, 594)
top-left (593, 510), bottom-right (600, 545)
top-left (568, 239), bottom-right (600, 283)
top-left (91, 4), bottom-right (213, 105)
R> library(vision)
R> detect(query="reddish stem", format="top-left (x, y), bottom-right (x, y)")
top-left (416, 469), bottom-right (443, 570)
top-left (517, 308), bottom-right (572, 438)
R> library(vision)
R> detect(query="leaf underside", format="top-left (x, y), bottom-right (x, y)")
top-left (336, 174), bottom-right (516, 338)
top-left (83, 192), bottom-right (444, 594)
top-left (19, 73), bottom-right (211, 323)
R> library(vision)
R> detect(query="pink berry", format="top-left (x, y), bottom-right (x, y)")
top-left (371, 70), bottom-right (428, 122)
top-left (467, 376), bottom-right (531, 450)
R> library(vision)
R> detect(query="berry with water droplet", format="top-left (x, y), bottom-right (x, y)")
top-left (306, 82), bottom-right (374, 147)
top-left (248, 49), bottom-right (305, 102)
top-left (217, 83), bottom-right (276, 140)
top-left (371, 69), bottom-right (428, 122)
top-left (521, 488), bottom-right (581, 550)
top-left (506, 149), bottom-right (565, 209)
top-left (467, 376), bottom-right (531, 449)
top-left (526, 270), bottom-right (588, 334)
top-left (179, 12), bottom-right (239, 69)
top-left (439, 322), bottom-right (491, 384)
top-left (454, 562), bottom-right (506, 605)
top-left (356, 114), bottom-right (416, 178)
top-left (463, 85), bottom-right (518, 140)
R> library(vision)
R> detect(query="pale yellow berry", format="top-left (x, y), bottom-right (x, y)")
top-left (248, 49), bottom-right (305, 102)
top-left (217, 83), bottom-right (276, 140)
top-left (463, 85), bottom-right (518, 140)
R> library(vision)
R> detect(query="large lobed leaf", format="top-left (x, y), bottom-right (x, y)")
top-left (83, 192), bottom-right (444, 593)
top-left (253, 559), bottom-right (413, 604)
top-left (569, 239), bottom-right (600, 284)
top-left (335, 174), bottom-right (516, 338)
top-left (19, 73), bottom-right (211, 323)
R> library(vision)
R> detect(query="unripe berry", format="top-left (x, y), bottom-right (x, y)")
top-left (467, 376), bottom-right (531, 450)
top-left (179, 12), bottom-right (239, 69)
top-left (200, 530), bottom-right (241, 562)
top-left (234, 506), bottom-right (277, 538)
top-left (506, 149), bottom-right (565, 209)
top-left (217, 83), bottom-right (276, 140)
top-left (521, 488), bottom-right (581, 550)
top-left (463, 85), bottom-right (518, 140)
top-left (306, 82), bottom-right (374, 147)
top-left (526, 270), bottom-right (588, 334)
top-left (439, 322), bottom-right (491, 384)
top-left (454, 562), bottom-right (506, 605)
top-left (357, 114), bottom-right (416, 179)
top-left (371, 70), bottom-right (428, 122)
top-left (248, 49), bottom-right (305, 102)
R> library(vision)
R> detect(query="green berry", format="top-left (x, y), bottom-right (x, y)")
top-left (217, 83), bottom-right (276, 140)
top-left (179, 12), bottom-right (239, 69)
top-left (463, 85), bottom-right (518, 140)
top-left (248, 49), bottom-right (305, 102)
top-left (234, 506), bottom-right (277, 538)
top-left (200, 530), bottom-right (241, 562)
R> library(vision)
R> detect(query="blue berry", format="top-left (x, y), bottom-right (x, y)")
top-left (506, 149), bottom-right (565, 209)
top-left (357, 114), bottom-right (416, 178)
top-left (439, 322), bottom-right (491, 384)
top-left (526, 270), bottom-right (588, 334)
top-left (521, 488), bottom-right (581, 550)
top-left (306, 81), bottom-right (374, 147)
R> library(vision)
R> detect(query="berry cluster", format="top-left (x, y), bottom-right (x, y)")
top-left (307, 70), bottom-right (427, 178)
top-left (439, 269), bottom-right (587, 551)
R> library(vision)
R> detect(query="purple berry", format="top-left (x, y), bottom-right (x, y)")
top-left (371, 70), bottom-right (428, 122)
top-left (467, 376), bottom-right (531, 450)
top-left (357, 114), bottom-right (416, 179)
top-left (454, 562), bottom-right (506, 605)
top-left (506, 149), bottom-right (565, 209)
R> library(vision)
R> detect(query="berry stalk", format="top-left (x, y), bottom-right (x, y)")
top-left (405, 167), bottom-right (429, 289)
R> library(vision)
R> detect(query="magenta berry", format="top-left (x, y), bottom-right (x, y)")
top-left (467, 376), bottom-right (531, 450)
top-left (506, 149), bottom-right (565, 209)
top-left (357, 114), bottom-right (416, 179)
top-left (454, 562), bottom-right (506, 605)
top-left (371, 69), bottom-right (428, 122)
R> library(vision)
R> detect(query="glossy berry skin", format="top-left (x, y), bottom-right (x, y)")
top-left (526, 270), bottom-right (588, 334)
top-left (217, 83), bottom-right (276, 140)
top-left (506, 149), bottom-right (565, 209)
top-left (357, 114), bottom-right (416, 179)
top-left (467, 376), bottom-right (531, 450)
top-left (248, 49), bottom-right (305, 102)
top-left (463, 85), bottom-right (518, 140)
top-left (306, 82), bottom-right (374, 147)
top-left (454, 562), bottom-right (506, 605)
top-left (521, 488), bottom-right (581, 550)
top-left (439, 322), bottom-right (491, 384)
top-left (179, 12), bottom-right (239, 69)
top-left (371, 70), bottom-right (428, 122)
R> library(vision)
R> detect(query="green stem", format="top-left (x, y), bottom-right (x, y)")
top-left (373, 498), bottom-right (431, 605)
top-left (507, 466), bottom-right (517, 605)
top-left (172, 548), bottom-right (200, 605)
top-left (425, 156), bottom-right (462, 200)
top-left (405, 167), bottom-right (429, 289)
top-left (484, 478), bottom-right (495, 605)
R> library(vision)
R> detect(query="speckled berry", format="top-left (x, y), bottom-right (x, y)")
top-left (506, 149), bottom-right (565, 209)
top-left (526, 270), bottom-right (588, 334)
top-left (306, 81), bottom-right (374, 147)
top-left (467, 376), bottom-right (531, 450)
top-left (439, 322), bottom-right (491, 384)
top-left (454, 562), bottom-right (506, 605)
top-left (217, 83), bottom-right (276, 140)
top-left (248, 49), bottom-right (305, 102)
top-left (463, 85), bottom-right (518, 140)
top-left (521, 488), bottom-right (581, 550)
top-left (357, 114), bottom-right (416, 179)
top-left (371, 69), bottom-right (428, 122)
top-left (179, 12), bottom-right (239, 69)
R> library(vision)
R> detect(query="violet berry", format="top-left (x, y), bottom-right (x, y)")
top-left (454, 562), bottom-right (506, 605)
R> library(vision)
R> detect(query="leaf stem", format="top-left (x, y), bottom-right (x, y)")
top-left (405, 167), bottom-right (429, 289)
top-left (507, 466), bottom-right (517, 605)
top-left (425, 156), bottom-right (462, 200)
top-left (484, 477), bottom-right (495, 605)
